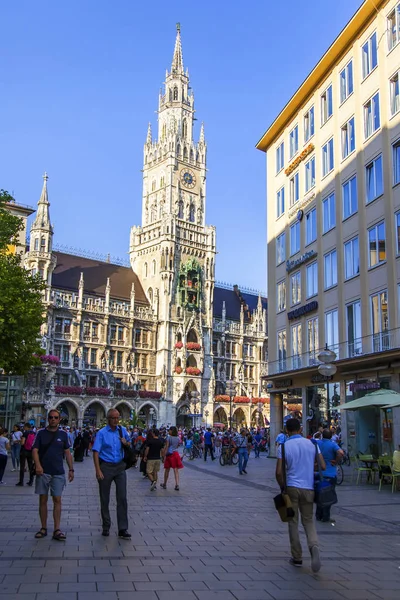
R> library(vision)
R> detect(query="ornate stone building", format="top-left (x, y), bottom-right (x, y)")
top-left (21, 26), bottom-right (268, 428)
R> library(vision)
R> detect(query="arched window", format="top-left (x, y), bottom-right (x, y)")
top-left (178, 200), bottom-right (184, 219)
top-left (177, 332), bottom-right (182, 342)
top-left (144, 263), bottom-right (148, 278)
top-left (177, 144), bottom-right (181, 156)
top-left (162, 123), bottom-right (167, 140)
top-left (151, 179), bottom-right (156, 192)
top-left (151, 205), bottom-right (156, 222)
top-left (186, 355), bottom-right (198, 368)
top-left (187, 329), bottom-right (198, 343)
top-left (160, 175), bottom-right (165, 187)
top-left (147, 288), bottom-right (153, 304)
top-left (189, 149), bottom-right (194, 162)
top-left (189, 204), bottom-right (195, 222)
top-left (169, 88), bottom-right (172, 102)
top-left (183, 147), bottom-right (188, 160)
top-left (182, 119), bottom-right (187, 139)
top-left (34, 238), bottom-right (39, 251)
top-left (173, 87), bottom-right (178, 101)
top-left (152, 260), bottom-right (156, 275)
top-left (41, 236), bottom-right (46, 251)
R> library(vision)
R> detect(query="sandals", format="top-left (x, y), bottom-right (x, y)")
top-left (160, 483), bottom-right (166, 489)
top-left (174, 485), bottom-right (180, 491)
top-left (34, 527), bottom-right (47, 539)
top-left (52, 529), bottom-right (67, 541)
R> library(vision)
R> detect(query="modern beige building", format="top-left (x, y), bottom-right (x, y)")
top-left (257, 0), bottom-right (400, 455)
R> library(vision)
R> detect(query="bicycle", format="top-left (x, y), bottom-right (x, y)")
top-left (190, 444), bottom-right (203, 460)
top-left (219, 446), bottom-right (239, 466)
top-left (336, 461), bottom-right (344, 485)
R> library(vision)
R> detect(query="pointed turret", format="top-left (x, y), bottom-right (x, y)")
top-left (146, 122), bottom-right (152, 145)
top-left (33, 172), bottom-right (53, 232)
top-left (171, 23), bottom-right (184, 74)
top-left (199, 122), bottom-right (205, 144)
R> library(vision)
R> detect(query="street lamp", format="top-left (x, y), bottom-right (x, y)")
top-left (257, 401), bottom-right (263, 428)
top-left (204, 409), bottom-right (209, 428)
top-left (226, 380), bottom-right (237, 433)
top-left (318, 345), bottom-right (337, 425)
top-left (190, 390), bottom-right (200, 429)
top-left (149, 407), bottom-right (155, 428)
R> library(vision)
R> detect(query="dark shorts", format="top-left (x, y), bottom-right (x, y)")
top-left (35, 473), bottom-right (66, 497)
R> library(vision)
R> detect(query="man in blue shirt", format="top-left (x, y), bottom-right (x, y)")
top-left (92, 409), bottom-right (131, 539)
top-left (316, 429), bottom-right (343, 523)
top-left (203, 428), bottom-right (215, 462)
top-left (253, 431), bottom-right (262, 458)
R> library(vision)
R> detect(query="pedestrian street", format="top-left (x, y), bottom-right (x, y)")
top-left (0, 453), bottom-right (400, 600)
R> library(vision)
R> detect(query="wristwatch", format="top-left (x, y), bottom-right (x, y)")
top-left (69, 469), bottom-right (74, 471)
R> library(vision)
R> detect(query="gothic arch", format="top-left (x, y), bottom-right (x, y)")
top-left (186, 354), bottom-right (197, 368)
top-left (169, 88), bottom-right (172, 102)
top-left (84, 398), bottom-right (108, 413)
top-left (214, 406), bottom-right (228, 425)
top-left (144, 262), bottom-right (148, 278)
top-left (182, 119), bottom-right (187, 139)
top-left (173, 86), bottom-right (178, 100)
top-left (189, 148), bottom-right (194, 162)
top-left (152, 259), bottom-right (156, 276)
top-left (189, 203), bottom-right (195, 222)
top-left (177, 144), bottom-right (181, 157)
top-left (151, 179), bottom-right (156, 192)
top-left (187, 329), bottom-right (198, 343)
top-left (113, 401), bottom-right (132, 420)
top-left (183, 146), bottom-right (188, 160)
top-left (53, 397), bottom-right (80, 413)
top-left (147, 288), bottom-right (153, 304)
top-left (232, 407), bottom-right (247, 428)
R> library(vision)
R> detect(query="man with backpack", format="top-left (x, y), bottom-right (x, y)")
top-left (16, 423), bottom-right (36, 487)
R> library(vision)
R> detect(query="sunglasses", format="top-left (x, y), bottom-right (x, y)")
top-left (48, 416), bottom-right (60, 420)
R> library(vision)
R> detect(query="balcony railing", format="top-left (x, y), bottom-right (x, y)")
top-left (268, 327), bottom-right (400, 377)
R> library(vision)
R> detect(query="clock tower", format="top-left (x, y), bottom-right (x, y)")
top-left (130, 24), bottom-right (217, 425)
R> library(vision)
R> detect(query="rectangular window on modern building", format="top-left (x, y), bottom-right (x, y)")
top-left (277, 186), bottom-right (285, 218)
top-left (325, 309), bottom-right (339, 350)
top-left (276, 141), bottom-right (284, 173)
top-left (306, 261), bottom-right (318, 298)
top-left (362, 32), bottom-right (378, 78)
top-left (291, 323), bottom-right (302, 368)
top-left (390, 71), bottom-right (400, 116)
top-left (290, 271), bottom-right (301, 306)
top-left (277, 280), bottom-right (286, 312)
top-left (289, 172), bottom-right (300, 206)
top-left (366, 155), bottom-right (383, 203)
top-left (341, 117), bottom-right (355, 159)
top-left (324, 249), bottom-right (338, 289)
top-left (290, 221), bottom-right (300, 255)
top-left (277, 330), bottom-right (287, 372)
top-left (342, 175), bottom-right (358, 219)
top-left (368, 221), bottom-right (386, 267)
top-left (304, 106), bottom-right (314, 142)
top-left (371, 290), bottom-right (389, 352)
top-left (305, 156), bottom-right (315, 192)
top-left (307, 317), bottom-right (319, 364)
top-left (388, 3), bottom-right (400, 52)
top-left (276, 232), bottom-right (286, 265)
top-left (340, 60), bottom-right (354, 103)
top-left (344, 236), bottom-right (359, 279)
top-left (306, 207), bottom-right (317, 245)
top-left (322, 138), bottom-right (334, 176)
top-left (347, 300), bottom-right (362, 356)
top-left (364, 92), bottom-right (380, 139)
top-left (393, 139), bottom-right (400, 185)
top-left (321, 84), bottom-right (333, 125)
top-left (289, 125), bottom-right (299, 159)
top-left (322, 192), bottom-right (335, 233)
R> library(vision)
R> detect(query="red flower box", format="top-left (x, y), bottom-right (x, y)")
top-left (234, 396), bottom-right (251, 403)
top-left (175, 341), bottom-right (183, 349)
top-left (186, 367), bottom-right (201, 376)
top-left (54, 385), bottom-right (83, 395)
top-left (86, 387), bottom-right (111, 396)
top-left (215, 395), bottom-right (230, 402)
top-left (252, 397), bottom-right (270, 404)
top-left (139, 390), bottom-right (162, 399)
top-left (39, 354), bottom-right (60, 366)
top-left (186, 342), bottom-right (201, 351)
top-left (175, 366), bottom-right (183, 374)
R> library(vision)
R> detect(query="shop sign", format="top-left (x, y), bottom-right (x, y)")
top-left (288, 191), bottom-right (316, 219)
top-left (311, 374), bottom-right (333, 383)
top-left (350, 382), bottom-right (380, 392)
top-left (288, 300), bottom-right (318, 321)
top-left (286, 250), bottom-right (317, 273)
top-left (285, 143), bottom-right (315, 176)
top-left (274, 378), bottom-right (292, 389)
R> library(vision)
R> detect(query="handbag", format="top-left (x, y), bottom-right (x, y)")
top-left (314, 444), bottom-right (338, 507)
top-left (273, 443), bottom-right (295, 522)
top-left (118, 426), bottom-right (137, 470)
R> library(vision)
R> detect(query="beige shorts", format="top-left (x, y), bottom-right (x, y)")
top-left (146, 459), bottom-right (161, 476)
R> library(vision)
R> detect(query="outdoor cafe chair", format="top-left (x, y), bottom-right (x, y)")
top-left (354, 455), bottom-right (376, 485)
top-left (378, 456), bottom-right (392, 491)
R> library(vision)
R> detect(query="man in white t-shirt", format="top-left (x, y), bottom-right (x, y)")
top-left (276, 418), bottom-right (325, 573)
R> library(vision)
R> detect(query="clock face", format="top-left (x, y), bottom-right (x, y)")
top-left (181, 169), bottom-right (196, 189)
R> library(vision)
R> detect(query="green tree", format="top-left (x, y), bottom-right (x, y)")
top-left (0, 190), bottom-right (46, 374)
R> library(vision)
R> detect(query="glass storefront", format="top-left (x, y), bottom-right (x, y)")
top-left (0, 376), bottom-right (24, 431)
top-left (306, 382), bottom-right (341, 437)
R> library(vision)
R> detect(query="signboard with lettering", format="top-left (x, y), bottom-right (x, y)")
top-left (288, 301), bottom-right (318, 321)
top-left (286, 250), bottom-right (317, 273)
top-left (350, 382), bottom-right (380, 392)
top-left (274, 378), bottom-right (293, 389)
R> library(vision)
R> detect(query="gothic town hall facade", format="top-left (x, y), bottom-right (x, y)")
top-left (22, 27), bottom-right (268, 429)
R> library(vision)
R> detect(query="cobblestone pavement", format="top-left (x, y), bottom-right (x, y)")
top-left (0, 451), bottom-right (400, 600)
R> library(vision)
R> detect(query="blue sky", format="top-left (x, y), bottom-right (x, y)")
top-left (0, 0), bottom-right (362, 293)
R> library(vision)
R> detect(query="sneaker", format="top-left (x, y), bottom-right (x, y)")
top-left (174, 485), bottom-right (179, 491)
top-left (102, 529), bottom-right (109, 537)
top-left (11, 469), bottom-right (16, 472)
top-left (15, 482), bottom-right (23, 487)
top-left (27, 481), bottom-right (33, 486)
top-left (160, 483), bottom-right (166, 489)
top-left (310, 545), bottom-right (321, 573)
top-left (0, 481), bottom-right (5, 485)
top-left (289, 558), bottom-right (303, 567)
top-left (118, 530), bottom-right (131, 540)
top-left (150, 481), bottom-right (157, 491)
top-left (242, 469), bottom-right (248, 474)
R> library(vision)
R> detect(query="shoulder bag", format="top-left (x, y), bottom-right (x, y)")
top-left (118, 426), bottom-right (137, 470)
top-left (273, 443), bottom-right (295, 522)
top-left (314, 444), bottom-right (338, 507)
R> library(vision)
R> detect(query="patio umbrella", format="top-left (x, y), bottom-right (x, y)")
top-left (338, 388), bottom-right (400, 410)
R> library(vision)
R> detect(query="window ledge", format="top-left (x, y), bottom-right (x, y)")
top-left (364, 127), bottom-right (381, 143)
top-left (341, 148), bottom-right (356, 164)
top-left (361, 64), bottom-right (378, 84)
top-left (321, 169), bottom-right (334, 181)
top-left (387, 42), bottom-right (400, 57)
top-left (322, 227), bottom-right (336, 236)
top-left (304, 133), bottom-right (315, 146)
top-left (321, 114), bottom-right (333, 128)
top-left (324, 284), bottom-right (338, 292)
top-left (368, 261), bottom-right (387, 272)
top-left (366, 192), bottom-right (384, 206)
top-left (344, 274), bottom-right (360, 282)
top-left (342, 211), bottom-right (358, 223)
top-left (339, 91), bottom-right (354, 109)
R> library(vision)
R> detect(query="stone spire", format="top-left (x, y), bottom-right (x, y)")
top-left (33, 172), bottom-right (53, 232)
top-left (199, 122), bottom-right (205, 144)
top-left (146, 122), bottom-right (152, 145)
top-left (171, 23), bottom-right (184, 74)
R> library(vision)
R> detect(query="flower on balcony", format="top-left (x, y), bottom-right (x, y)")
top-left (215, 395), bottom-right (230, 402)
top-left (174, 341), bottom-right (183, 349)
top-left (186, 367), bottom-right (201, 376)
top-left (139, 390), bottom-right (162, 399)
top-left (86, 387), bottom-right (111, 397)
top-left (252, 397), bottom-right (270, 404)
top-left (233, 396), bottom-right (251, 403)
top-left (175, 366), bottom-right (183, 374)
top-left (54, 385), bottom-right (84, 395)
top-left (38, 354), bottom-right (60, 366)
top-left (186, 342), bottom-right (201, 351)
top-left (114, 389), bottom-right (140, 398)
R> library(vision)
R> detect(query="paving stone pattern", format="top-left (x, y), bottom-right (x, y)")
top-left (0, 451), bottom-right (400, 599)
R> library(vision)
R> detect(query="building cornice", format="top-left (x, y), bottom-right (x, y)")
top-left (256, 0), bottom-right (388, 152)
